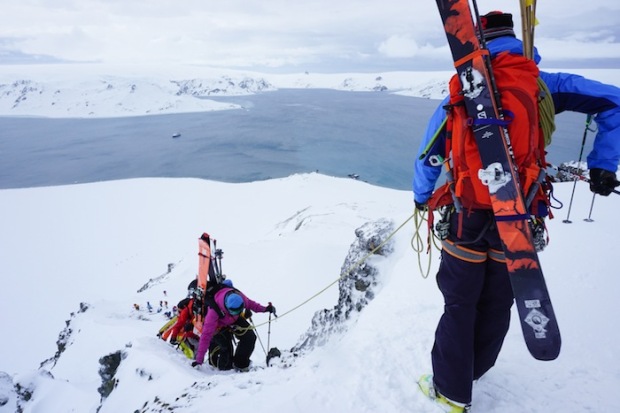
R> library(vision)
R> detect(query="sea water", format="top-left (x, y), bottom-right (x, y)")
top-left (0, 89), bottom-right (589, 191)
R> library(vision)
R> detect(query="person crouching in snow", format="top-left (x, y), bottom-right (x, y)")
top-left (191, 287), bottom-right (276, 371)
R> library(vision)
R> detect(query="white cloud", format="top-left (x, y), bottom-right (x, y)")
top-left (378, 35), bottom-right (419, 58)
top-left (0, 0), bottom-right (619, 71)
top-left (537, 37), bottom-right (620, 61)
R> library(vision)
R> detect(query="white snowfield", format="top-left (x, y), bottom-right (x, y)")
top-left (0, 173), bottom-right (618, 412)
top-left (1, 63), bottom-right (618, 118)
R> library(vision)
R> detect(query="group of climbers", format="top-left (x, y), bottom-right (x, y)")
top-left (158, 234), bottom-right (276, 372)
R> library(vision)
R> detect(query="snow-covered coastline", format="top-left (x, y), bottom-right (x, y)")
top-left (4, 63), bottom-right (617, 118)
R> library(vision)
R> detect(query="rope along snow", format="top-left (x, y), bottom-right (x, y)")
top-left (243, 212), bottom-right (416, 331)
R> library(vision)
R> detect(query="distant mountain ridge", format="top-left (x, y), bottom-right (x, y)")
top-left (0, 74), bottom-right (275, 118)
top-left (0, 64), bottom-right (618, 118)
top-left (0, 65), bottom-right (450, 118)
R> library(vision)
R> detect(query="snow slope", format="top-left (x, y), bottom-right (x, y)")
top-left (0, 173), bottom-right (618, 412)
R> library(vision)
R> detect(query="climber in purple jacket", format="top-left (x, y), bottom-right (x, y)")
top-left (192, 287), bottom-right (276, 371)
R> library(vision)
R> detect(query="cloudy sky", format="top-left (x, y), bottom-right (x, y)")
top-left (1, 0), bottom-right (619, 72)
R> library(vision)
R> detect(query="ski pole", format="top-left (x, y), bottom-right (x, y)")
top-left (552, 163), bottom-right (620, 196)
top-left (519, 0), bottom-right (537, 60)
top-left (213, 239), bottom-right (224, 279)
top-left (584, 193), bottom-right (596, 222)
top-left (249, 318), bottom-right (267, 358)
top-left (563, 115), bottom-right (593, 224)
top-left (266, 301), bottom-right (277, 352)
top-left (267, 312), bottom-right (272, 353)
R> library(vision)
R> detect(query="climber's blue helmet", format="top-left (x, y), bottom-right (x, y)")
top-left (225, 292), bottom-right (244, 315)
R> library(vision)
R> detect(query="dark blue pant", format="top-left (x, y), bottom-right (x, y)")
top-left (432, 210), bottom-right (514, 404)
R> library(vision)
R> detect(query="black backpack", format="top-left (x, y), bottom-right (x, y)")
top-left (203, 281), bottom-right (241, 319)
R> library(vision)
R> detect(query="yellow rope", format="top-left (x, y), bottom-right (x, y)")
top-left (208, 344), bottom-right (221, 366)
top-left (538, 76), bottom-right (556, 147)
top-left (208, 210), bottom-right (442, 336)
top-left (410, 207), bottom-right (442, 279)
top-left (244, 212), bottom-right (416, 330)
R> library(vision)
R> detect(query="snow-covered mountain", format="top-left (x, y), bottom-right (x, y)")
top-left (0, 70), bottom-right (275, 118)
top-left (1, 173), bottom-right (618, 412)
top-left (2, 64), bottom-right (619, 119)
top-left (0, 64), bottom-right (456, 118)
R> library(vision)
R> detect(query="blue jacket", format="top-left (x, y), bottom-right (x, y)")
top-left (413, 36), bottom-right (620, 204)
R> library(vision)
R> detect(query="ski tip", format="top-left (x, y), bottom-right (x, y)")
top-left (529, 338), bottom-right (561, 361)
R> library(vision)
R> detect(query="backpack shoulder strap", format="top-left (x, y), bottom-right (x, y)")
top-left (204, 285), bottom-right (240, 318)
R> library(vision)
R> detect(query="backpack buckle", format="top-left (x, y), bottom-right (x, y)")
top-left (434, 206), bottom-right (454, 241)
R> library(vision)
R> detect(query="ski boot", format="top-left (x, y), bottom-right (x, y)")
top-left (418, 374), bottom-right (471, 413)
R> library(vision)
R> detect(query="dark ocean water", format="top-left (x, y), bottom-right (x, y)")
top-left (0, 89), bottom-right (589, 191)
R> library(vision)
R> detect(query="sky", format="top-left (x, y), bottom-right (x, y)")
top-left (0, 173), bottom-right (618, 412)
top-left (1, 0), bottom-right (619, 72)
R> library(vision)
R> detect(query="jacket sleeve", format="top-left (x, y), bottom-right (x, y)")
top-left (242, 293), bottom-right (267, 313)
top-left (540, 71), bottom-right (620, 172)
top-left (169, 306), bottom-right (189, 341)
top-left (413, 98), bottom-right (448, 204)
top-left (194, 309), bottom-right (220, 365)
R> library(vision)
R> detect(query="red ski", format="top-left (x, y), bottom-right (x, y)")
top-left (435, 0), bottom-right (561, 360)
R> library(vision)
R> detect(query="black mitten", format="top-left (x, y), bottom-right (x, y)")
top-left (589, 168), bottom-right (620, 196)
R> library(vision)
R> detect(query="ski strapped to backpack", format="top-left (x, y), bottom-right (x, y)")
top-left (428, 54), bottom-right (553, 218)
top-left (426, 22), bottom-right (556, 253)
top-left (192, 233), bottom-right (220, 331)
top-left (434, 0), bottom-right (561, 360)
top-left (197, 232), bottom-right (222, 292)
top-left (195, 233), bottom-right (239, 320)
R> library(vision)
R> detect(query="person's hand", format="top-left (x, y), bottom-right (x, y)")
top-left (243, 309), bottom-right (253, 319)
top-left (265, 303), bottom-right (277, 316)
top-left (589, 168), bottom-right (620, 196)
top-left (415, 200), bottom-right (428, 211)
top-left (183, 322), bottom-right (193, 332)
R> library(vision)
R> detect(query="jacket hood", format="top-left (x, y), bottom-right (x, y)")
top-left (486, 36), bottom-right (542, 64)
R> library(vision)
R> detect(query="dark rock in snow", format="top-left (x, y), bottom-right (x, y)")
top-left (293, 218), bottom-right (395, 351)
top-left (98, 350), bottom-right (127, 400)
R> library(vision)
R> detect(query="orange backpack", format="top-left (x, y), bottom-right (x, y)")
top-left (429, 51), bottom-right (550, 217)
